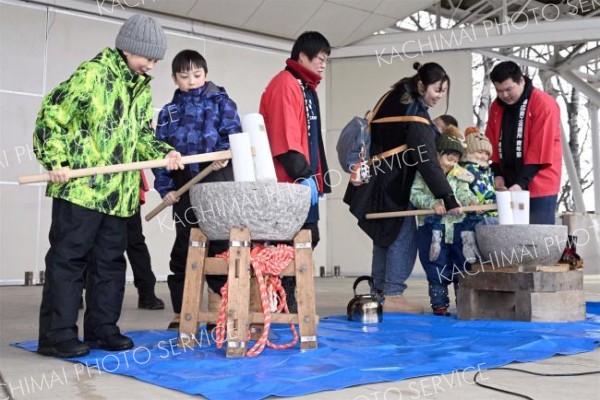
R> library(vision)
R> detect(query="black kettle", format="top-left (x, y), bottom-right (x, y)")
top-left (347, 276), bottom-right (383, 323)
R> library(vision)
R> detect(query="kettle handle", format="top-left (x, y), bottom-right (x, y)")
top-left (353, 275), bottom-right (375, 296)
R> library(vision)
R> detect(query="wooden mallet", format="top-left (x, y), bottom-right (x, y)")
top-left (144, 164), bottom-right (214, 221)
top-left (365, 203), bottom-right (498, 219)
top-left (17, 150), bottom-right (236, 185)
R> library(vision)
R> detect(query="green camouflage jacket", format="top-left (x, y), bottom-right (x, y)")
top-left (410, 165), bottom-right (477, 243)
top-left (33, 47), bottom-right (173, 217)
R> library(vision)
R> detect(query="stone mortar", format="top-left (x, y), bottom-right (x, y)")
top-left (475, 224), bottom-right (568, 267)
top-left (189, 181), bottom-right (311, 241)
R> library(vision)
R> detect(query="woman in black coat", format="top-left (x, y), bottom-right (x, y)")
top-left (344, 62), bottom-right (463, 313)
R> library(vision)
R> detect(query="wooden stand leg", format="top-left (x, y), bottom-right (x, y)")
top-left (225, 227), bottom-right (252, 357)
top-left (248, 279), bottom-right (264, 340)
top-left (293, 229), bottom-right (318, 350)
top-left (178, 228), bottom-right (208, 347)
top-left (177, 227), bottom-right (319, 356)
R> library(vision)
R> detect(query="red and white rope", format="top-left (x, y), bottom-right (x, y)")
top-left (213, 244), bottom-right (298, 357)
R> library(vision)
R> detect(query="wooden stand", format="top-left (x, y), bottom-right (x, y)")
top-left (177, 227), bottom-right (318, 357)
top-left (457, 264), bottom-right (585, 322)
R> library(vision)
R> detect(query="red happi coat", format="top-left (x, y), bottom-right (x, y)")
top-left (485, 87), bottom-right (562, 198)
top-left (259, 69), bottom-right (326, 193)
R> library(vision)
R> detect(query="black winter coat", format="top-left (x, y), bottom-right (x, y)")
top-left (343, 81), bottom-right (459, 247)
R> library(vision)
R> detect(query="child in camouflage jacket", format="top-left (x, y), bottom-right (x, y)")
top-left (410, 134), bottom-right (479, 316)
top-left (33, 15), bottom-right (182, 358)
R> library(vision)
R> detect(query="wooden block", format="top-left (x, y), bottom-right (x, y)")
top-left (293, 229), bottom-right (318, 350)
top-left (522, 264), bottom-right (570, 273)
top-left (471, 263), bottom-right (570, 273)
top-left (470, 264), bottom-right (521, 273)
top-left (457, 288), bottom-right (516, 320)
top-left (458, 270), bottom-right (585, 322)
top-left (568, 260), bottom-right (584, 270)
top-left (456, 287), bottom-right (478, 320)
top-left (460, 270), bottom-right (583, 292)
top-left (197, 311), bottom-right (319, 325)
top-left (178, 228), bottom-right (208, 348)
top-left (515, 290), bottom-right (586, 322)
top-left (225, 227), bottom-right (252, 357)
top-left (204, 258), bottom-right (298, 276)
top-left (531, 270), bottom-right (583, 292)
top-left (460, 271), bottom-right (533, 292)
top-left (203, 258), bottom-right (228, 275)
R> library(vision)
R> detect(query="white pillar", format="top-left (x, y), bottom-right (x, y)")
top-left (560, 121), bottom-right (586, 212)
top-left (589, 103), bottom-right (600, 213)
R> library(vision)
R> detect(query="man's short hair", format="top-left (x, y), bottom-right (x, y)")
top-left (490, 61), bottom-right (524, 84)
top-left (290, 31), bottom-right (331, 61)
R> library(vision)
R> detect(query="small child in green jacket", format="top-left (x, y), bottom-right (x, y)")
top-left (410, 134), bottom-right (479, 316)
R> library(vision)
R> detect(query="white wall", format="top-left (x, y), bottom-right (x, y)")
top-left (0, 0), bottom-right (473, 283)
top-left (0, 1), bottom-right (291, 283)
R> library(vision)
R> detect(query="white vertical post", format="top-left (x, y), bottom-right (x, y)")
top-left (589, 103), bottom-right (600, 214)
top-left (560, 121), bottom-right (586, 212)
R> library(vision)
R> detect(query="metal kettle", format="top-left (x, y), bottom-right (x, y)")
top-left (347, 275), bottom-right (383, 323)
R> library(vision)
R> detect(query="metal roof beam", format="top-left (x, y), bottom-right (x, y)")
top-left (467, 0), bottom-right (522, 27)
top-left (455, 0), bottom-right (496, 26)
top-left (556, 45), bottom-right (600, 72)
top-left (560, 70), bottom-right (600, 107)
top-left (476, 49), bottom-right (552, 70)
top-left (332, 18), bottom-right (600, 59)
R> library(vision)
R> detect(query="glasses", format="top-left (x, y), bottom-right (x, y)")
top-left (316, 55), bottom-right (329, 65)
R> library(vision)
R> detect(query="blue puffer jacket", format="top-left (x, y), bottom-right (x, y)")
top-left (153, 81), bottom-right (241, 197)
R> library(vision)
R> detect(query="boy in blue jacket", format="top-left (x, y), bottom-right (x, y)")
top-left (153, 50), bottom-right (242, 330)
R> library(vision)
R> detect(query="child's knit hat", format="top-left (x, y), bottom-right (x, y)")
top-left (116, 15), bottom-right (167, 60)
top-left (437, 133), bottom-right (464, 157)
top-left (464, 126), bottom-right (493, 156)
top-left (443, 124), bottom-right (467, 148)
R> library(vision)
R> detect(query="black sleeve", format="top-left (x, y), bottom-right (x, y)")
top-left (516, 164), bottom-right (543, 190)
top-left (406, 122), bottom-right (460, 210)
top-left (276, 151), bottom-right (312, 181)
top-left (490, 162), bottom-right (502, 177)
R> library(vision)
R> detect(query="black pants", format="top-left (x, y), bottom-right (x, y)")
top-left (168, 165), bottom-right (232, 313)
top-left (125, 211), bottom-right (157, 297)
top-left (39, 199), bottom-right (127, 346)
top-left (84, 211), bottom-right (156, 298)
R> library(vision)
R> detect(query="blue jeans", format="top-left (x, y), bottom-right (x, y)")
top-left (417, 223), bottom-right (470, 310)
top-left (530, 195), bottom-right (558, 225)
top-left (371, 214), bottom-right (418, 296)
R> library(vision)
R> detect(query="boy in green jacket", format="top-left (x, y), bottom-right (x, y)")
top-left (33, 14), bottom-right (182, 358)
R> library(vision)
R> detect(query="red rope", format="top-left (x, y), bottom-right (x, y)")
top-left (213, 244), bottom-right (299, 357)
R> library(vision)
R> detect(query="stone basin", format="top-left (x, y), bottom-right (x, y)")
top-left (475, 224), bottom-right (568, 267)
top-left (189, 181), bottom-right (311, 241)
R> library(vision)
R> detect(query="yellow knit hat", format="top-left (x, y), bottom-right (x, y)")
top-left (464, 127), bottom-right (493, 156)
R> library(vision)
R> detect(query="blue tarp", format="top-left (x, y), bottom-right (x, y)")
top-left (13, 302), bottom-right (600, 399)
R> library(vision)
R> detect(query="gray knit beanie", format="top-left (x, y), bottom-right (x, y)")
top-left (115, 15), bottom-right (167, 60)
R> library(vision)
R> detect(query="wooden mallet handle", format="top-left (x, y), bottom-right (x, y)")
top-left (365, 204), bottom-right (498, 220)
top-left (144, 164), bottom-right (214, 221)
top-left (18, 150), bottom-right (234, 185)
